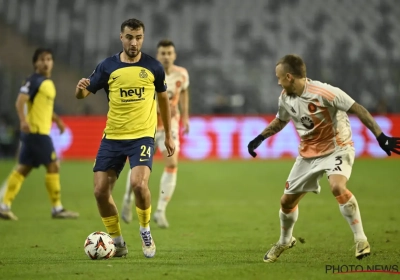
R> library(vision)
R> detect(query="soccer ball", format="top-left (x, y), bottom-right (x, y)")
top-left (84, 231), bottom-right (116, 260)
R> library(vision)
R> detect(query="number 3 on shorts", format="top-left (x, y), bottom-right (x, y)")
top-left (140, 145), bottom-right (151, 160)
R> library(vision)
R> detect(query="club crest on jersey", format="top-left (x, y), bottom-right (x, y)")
top-left (300, 116), bottom-right (314, 129)
top-left (139, 69), bottom-right (148, 79)
top-left (290, 106), bottom-right (296, 114)
top-left (308, 103), bottom-right (317, 113)
top-left (176, 81), bottom-right (182, 88)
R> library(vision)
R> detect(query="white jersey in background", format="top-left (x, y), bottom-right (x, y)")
top-left (156, 65), bottom-right (189, 151)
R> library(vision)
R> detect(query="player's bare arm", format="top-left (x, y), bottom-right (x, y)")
top-left (157, 91), bottom-right (175, 157)
top-left (52, 112), bottom-right (65, 134)
top-left (347, 102), bottom-right (381, 137)
top-left (348, 102), bottom-right (400, 155)
top-left (15, 93), bottom-right (30, 133)
top-left (180, 88), bottom-right (190, 134)
top-left (247, 118), bottom-right (289, 158)
top-left (75, 78), bottom-right (91, 99)
top-left (261, 118), bottom-right (289, 138)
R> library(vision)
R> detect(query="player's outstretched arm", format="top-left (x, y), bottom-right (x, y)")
top-left (347, 102), bottom-right (382, 136)
top-left (157, 91), bottom-right (175, 157)
top-left (247, 118), bottom-right (289, 158)
top-left (75, 78), bottom-right (91, 99)
top-left (347, 102), bottom-right (400, 155)
top-left (15, 93), bottom-right (30, 133)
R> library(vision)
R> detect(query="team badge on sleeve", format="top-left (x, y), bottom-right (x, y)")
top-left (20, 81), bottom-right (30, 94)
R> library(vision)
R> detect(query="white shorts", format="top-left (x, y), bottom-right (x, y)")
top-left (284, 146), bottom-right (355, 195)
top-left (155, 121), bottom-right (180, 154)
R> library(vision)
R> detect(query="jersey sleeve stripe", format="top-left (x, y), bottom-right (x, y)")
top-left (308, 85), bottom-right (336, 100)
top-left (308, 88), bottom-right (334, 102)
top-left (307, 87), bottom-right (335, 101)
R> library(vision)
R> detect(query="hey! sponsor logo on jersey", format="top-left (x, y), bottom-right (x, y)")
top-left (120, 87), bottom-right (145, 102)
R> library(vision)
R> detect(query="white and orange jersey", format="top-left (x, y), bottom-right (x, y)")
top-left (276, 79), bottom-right (355, 158)
top-left (157, 64), bottom-right (189, 130)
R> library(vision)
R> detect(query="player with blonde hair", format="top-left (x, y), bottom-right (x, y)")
top-left (248, 54), bottom-right (400, 262)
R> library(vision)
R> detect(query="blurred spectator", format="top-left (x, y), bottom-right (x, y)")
top-left (0, 0), bottom-right (400, 116)
top-left (375, 98), bottom-right (390, 115)
top-left (212, 94), bottom-right (232, 114)
top-left (0, 115), bottom-right (17, 158)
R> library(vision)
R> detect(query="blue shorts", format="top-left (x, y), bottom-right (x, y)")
top-left (93, 137), bottom-right (154, 177)
top-left (19, 133), bottom-right (57, 168)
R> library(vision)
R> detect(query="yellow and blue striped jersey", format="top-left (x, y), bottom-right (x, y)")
top-left (20, 73), bottom-right (56, 135)
top-left (87, 52), bottom-right (167, 140)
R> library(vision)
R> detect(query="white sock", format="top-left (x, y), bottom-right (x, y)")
top-left (113, 235), bottom-right (125, 246)
top-left (0, 179), bottom-right (7, 200)
top-left (52, 205), bottom-right (63, 213)
top-left (157, 169), bottom-right (177, 212)
top-left (279, 207), bottom-right (298, 245)
top-left (339, 195), bottom-right (367, 241)
top-left (124, 169), bottom-right (134, 202)
top-left (0, 203), bottom-right (9, 211)
top-left (140, 226), bottom-right (150, 233)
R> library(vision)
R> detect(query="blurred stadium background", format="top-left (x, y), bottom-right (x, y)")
top-left (1, 2), bottom-right (400, 279)
top-left (0, 0), bottom-right (399, 159)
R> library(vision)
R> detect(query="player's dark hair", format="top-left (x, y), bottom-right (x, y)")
top-left (277, 54), bottom-right (306, 78)
top-left (32, 48), bottom-right (53, 64)
top-left (121, 18), bottom-right (145, 32)
top-left (157, 39), bottom-right (175, 49)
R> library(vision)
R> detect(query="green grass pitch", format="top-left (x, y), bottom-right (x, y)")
top-left (0, 159), bottom-right (399, 280)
